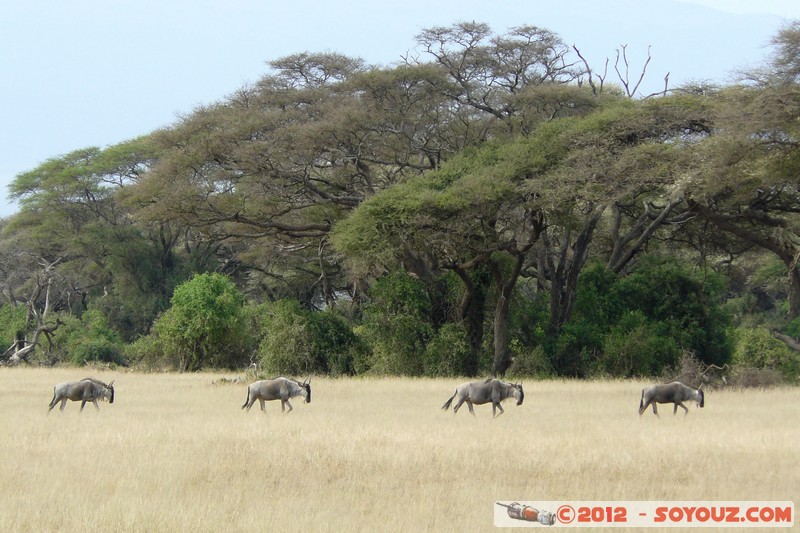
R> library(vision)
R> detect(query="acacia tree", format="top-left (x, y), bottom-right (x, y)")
top-left (4, 137), bottom-right (187, 341)
top-left (412, 22), bottom-right (583, 135)
top-left (685, 24), bottom-right (800, 317)
top-left (0, 255), bottom-right (68, 364)
top-left (151, 273), bottom-right (246, 371)
top-left (133, 54), bottom-right (442, 306)
top-left (334, 90), bottom-right (714, 375)
top-left (126, 23), bottom-right (597, 312)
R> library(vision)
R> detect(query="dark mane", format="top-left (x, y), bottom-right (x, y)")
top-left (81, 377), bottom-right (110, 387)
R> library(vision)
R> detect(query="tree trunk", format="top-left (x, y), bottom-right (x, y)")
top-left (545, 207), bottom-right (604, 336)
top-left (491, 254), bottom-right (525, 377)
top-left (492, 294), bottom-right (512, 377)
top-left (452, 265), bottom-right (491, 377)
top-left (607, 199), bottom-right (682, 274)
top-left (536, 207), bottom-right (603, 375)
top-left (772, 331), bottom-right (800, 352)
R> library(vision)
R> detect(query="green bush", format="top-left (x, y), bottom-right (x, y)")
top-left (358, 272), bottom-right (433, 375)
top-left (612, 256), bottom-right (732, 366)
top-left (549, 320), bottom-right (603, 377)
top-left (0, 305), bottom-right (28, 352)
top-left (124, 334), bottom-right (166, 370)
top-left (552, 257), bottom-right (732, 377)
top-left (307, 309), bottom-right (365, 376)
top-left (508, 341), bottom-right (553, 378)
top-left (257, 301), bottom-right (364, 376)
top-left (152, 273), bottom-right (247, 370)
top-left (598, 313), bottom-right (679, 377)
top-left (784, 316), bottom-right (800, 339)
top-left (258, 301), bottom-right (316, 375)
top-left (733, 326), bottom-right (800, 382)
top-left (46, 308), bottom-right (128, 367)
top-left (424, 323), bottom-right (473, 377)
top-left (70, 338), bottom-right (126, 366)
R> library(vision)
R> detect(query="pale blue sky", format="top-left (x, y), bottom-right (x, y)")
top-left (2, 0), bottom-right (798, 217)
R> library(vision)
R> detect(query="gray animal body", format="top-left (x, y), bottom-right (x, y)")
top-left (639, 381), bottom-right (704, 416)
top-left (48, 378), bottom-right (115, 413)
top-left (242, 377), bottom-right (311, 414)
top-left (442, 378), bottom-right (524, 417)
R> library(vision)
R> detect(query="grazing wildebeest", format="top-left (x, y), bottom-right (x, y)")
top-left (639, 381), bottom-right (704, 417)
top-left (241, 377), bottom-right (311, 414)
top-left (441, 378), bottom-right (524, 418)
top-left (48, 378), bottom-right (115, 413)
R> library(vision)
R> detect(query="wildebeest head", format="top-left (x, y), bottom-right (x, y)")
top-left (301, 378), bottom-right (311, 403)
top-left (108, 380), bottom-right (115, 404)
top-left (697, 386), bottom-right (704, 408)
top-left (514, 382), bottom-right (524, 406)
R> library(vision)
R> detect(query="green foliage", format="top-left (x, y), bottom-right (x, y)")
top-left (43, 308), bottom-right (128, 367)
top-left (152, 273), bottom-right (247, 370)
top-left (732, 327), bottom-right (800, 382)
top-left (508, 342), bottom-right (553, 378)
top-left (423, 323), bottom-right (473, 377)
top-left (783, 315), bottom-right (800, 339)
top-left (257, 300), bottom-right (364, 376)
top-left (123, 334), bottom-right (165, 370)
top-left (613, 257), bottom-right (732, 366)
top-left (0, 305), bottom-right (28, 352)
top-left (598, 312), bottom-right (680, 377)
top-left (70, 339), bottom-right (126, 367)
top-left (358, 272), bottom-right (434, 375)
top-left (5, 24), bottom-right (800, 380)
top-left (552, 258), bottom-right (732, 377)
top-left (92, 287), bottom-right (170, 343)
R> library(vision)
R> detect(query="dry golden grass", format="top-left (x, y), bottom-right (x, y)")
top-left (0, 368), bottom-right (797, 532)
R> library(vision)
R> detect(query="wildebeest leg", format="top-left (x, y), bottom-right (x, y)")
top-left (243, 397), bottom-right (256, 412)
top-left (60, 398), bottom-right (67, 412)
top-left (638, 400), bottom-right (647, 416)
top-left (242, 388), bottom-right (255, 411)
top-left (677, 402), bottom-right (688, 415)
top-left (80, 400), bottom-right (88, 412)
top-left (453, 396), bottom-right (466, 414)
top-left (48, 395), bottom-right (58, 413)
top-left (466, 400), bottom-right (476, 416)
top-left (493, 402), bottom-right (505, 418)
top-left (652, 403), bottom-right (659, 417)
top-left (284, 399), bottom-right (293, 413)
top-left (92, 399), bottom-right (100, 412)
top-left (259, 399), bottom-right (266, 413)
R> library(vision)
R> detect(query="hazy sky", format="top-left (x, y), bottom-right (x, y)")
top-left (2, 0), bottom-right (799, 218)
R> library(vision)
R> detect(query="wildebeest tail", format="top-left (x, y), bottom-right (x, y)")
top-left (639, 389), bottom-right (644, 414)
top-left (442, 391), bottom-right (457, 411)
top-left (241, 385), bottom-right (250, 409)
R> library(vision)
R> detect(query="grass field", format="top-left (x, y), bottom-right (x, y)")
top-left (0, 368), bottom-right (797, 532)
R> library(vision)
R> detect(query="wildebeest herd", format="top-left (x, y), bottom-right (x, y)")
top-left (46, 376), bottom-right (705, 418)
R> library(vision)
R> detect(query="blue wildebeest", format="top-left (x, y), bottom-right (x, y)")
top-left (639, 381), bottom-right (704, 417)
top-left (442, 378), bottom-right (524, 418)
top-left (241, 377), bottom-right (311, 414)
top-left (48, 378), bottom-right (115, 413)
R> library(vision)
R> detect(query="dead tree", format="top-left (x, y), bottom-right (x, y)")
top-left (574, 44), bottom-right (669, 98)
top-left (1, 257), bottom-right (67, 365)
top-left (772, 330), bottom-right (800, 352)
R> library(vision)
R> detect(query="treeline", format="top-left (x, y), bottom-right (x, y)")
top-left (2, 22), bottom-right (800, 382)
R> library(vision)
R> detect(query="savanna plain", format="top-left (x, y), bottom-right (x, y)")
top-left (1, 368), bottom-right (797, 532)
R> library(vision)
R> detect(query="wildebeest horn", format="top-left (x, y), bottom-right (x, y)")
top-left (109, 380), bottom-right (115, 387)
